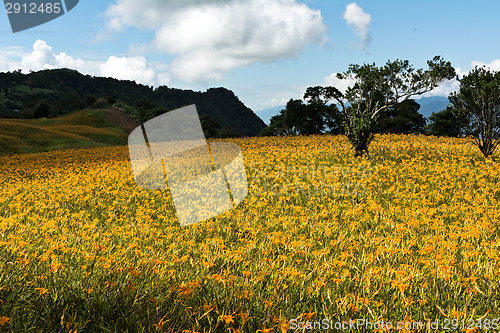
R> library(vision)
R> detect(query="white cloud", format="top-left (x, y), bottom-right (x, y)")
top-left (471, 59), bottom-right (500, 72)
top-left (99, 56), bottom-right (155, 85)
top-left (421, 80), bottom-right (459, 99)
top-left (19, 40), bottom-right (87, 73)
top-left (343, 3), bottom-right (371, 47)
top-left (323, 73), bottom-right (355, 94)
top-left (260, 97), bottom-right (289, 109)
top-left (21, 40), bottom-right (56, 70)
top-left (104, 0), bottom-right (328, 82)
top-left (105, 0), bottom-right (233, 31)
top-left (55, 53), bottom-right (87, 72)
top-left (0, 54), bottom-right (10, 72)
top-left (157, 72), bottom-right (171, 86)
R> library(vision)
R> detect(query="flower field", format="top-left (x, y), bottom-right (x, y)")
top-left (1, 134), bottom-right (500, 332)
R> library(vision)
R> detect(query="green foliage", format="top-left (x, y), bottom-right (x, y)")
top-left (375, 99), bottom-right (427, 134)
top-left (260, 87), bottom-right (344, 136)
top-left (94, 97), bottom-right (110, 109)
top-left (425, 105), bottom-right (468, 137)
top-left (134, 97), bottom-right (155, 123)
top-left (331, 56), bottom-right (456, 156)
top-left (199, 115), bottom-right (241, 138)
top-left (449, 66), bottom-right (500, 158)
top-left (33, 102), bottom-right (50, 119)
top-left (449, 67), bottom-right (500, 157)
top-left (348, 115), bottom-right (375, 157)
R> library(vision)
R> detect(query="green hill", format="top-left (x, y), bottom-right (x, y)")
top-left (0, 69), bottom-right (267, 137)
top-left (0, 108), bottom-right (137, 155)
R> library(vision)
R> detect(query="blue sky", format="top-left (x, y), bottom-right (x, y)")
top-left (1, 0), bottom-right (499, 112)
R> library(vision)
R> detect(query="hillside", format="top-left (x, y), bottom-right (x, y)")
top-left (0, 108), bottom-right (137, 155)
top-left (0, 69), bottom-right (267, 137)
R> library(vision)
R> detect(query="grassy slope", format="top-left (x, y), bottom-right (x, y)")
top-left (0, 109), bottom-right (129, 155)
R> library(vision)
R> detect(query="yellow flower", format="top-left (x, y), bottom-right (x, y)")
top-left (263, 300), bottom-right (273, 310)
top-left (0, 316), bottom-right (11, 326)
top-left (221, 314), bottom-right (234, 325)
top-left (257, 328), bottom-right (274, 333)
top-left (35, 288), bottom-right (49, 296)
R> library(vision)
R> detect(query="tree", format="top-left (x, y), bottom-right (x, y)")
top-left (260, 87), bottom-right (343, 136)
top-left (260, 99), bottom-right (305, 136)
top-left (425, 105), bottom-right (468, 137)
top-left (303, 86), bottom-right (345, 135)
top-left (56, 91), bottom-right (85, 113)
top-left (375, 99), bottom-right (427, 134)
top-left (135, 97), bottom-right (155, 124)
top-left (33, 102), bottom-right (50, 118)
top-left (86, 95), bottom-right (97, 107)
top-left (328, 56), bottom-right (456, 156)
top-left (449, 66), bottom-right (500, 158)
top-left (199, 115), bottom-right (241, 138)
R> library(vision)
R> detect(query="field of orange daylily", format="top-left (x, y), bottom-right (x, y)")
top-left (0, 133), bottom-right (500, 332)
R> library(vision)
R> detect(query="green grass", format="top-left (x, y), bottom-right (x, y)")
top-left (9, 85), bottom-right (56, 95)
top-left (0, 109), bottom-right (129, 155)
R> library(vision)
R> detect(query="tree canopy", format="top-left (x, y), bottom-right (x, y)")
top-left (449, 66), bottom-right (500, 157)
top-left (329, 56), bottom-right (456, 156)
top-left (260, 87), bottom-right (343, 136)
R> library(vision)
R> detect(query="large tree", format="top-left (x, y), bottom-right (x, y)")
top-left (327, 56), bottom-right (456, 156)
top-left (449, 66), bottom-right (500, 158)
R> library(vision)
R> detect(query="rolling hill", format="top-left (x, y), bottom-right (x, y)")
top-left (0, 108), bottom-right (137, 155)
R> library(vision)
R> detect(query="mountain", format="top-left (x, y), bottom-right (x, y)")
top-left (0, 69), bottom-right (266, 137)
top-left (416, 96), bottom-right (449, 119)
top-left (255, 105), bottom-right (285, 125)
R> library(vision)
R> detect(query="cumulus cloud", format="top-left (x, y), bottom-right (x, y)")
top-left (343, 3), bottom-right (371, 48)
top-left (105, 0), bottom-right (233, 31)
top-left (104, 0), bottom-right (328, 82)
top-left (99, 56), bottom-right (155, 85)
top-left (471, 59), bottom-right (500, 72)
top-left (323, 73), bottom-right (355, 94)
top-left (156, 72), bottom-right (171, 86)
top-left (21, 40), bottom-right (56, 69)
top-left (19, 40), bottom-right (87, 73)
top-left (56, 52), bottom-right (86, 70)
